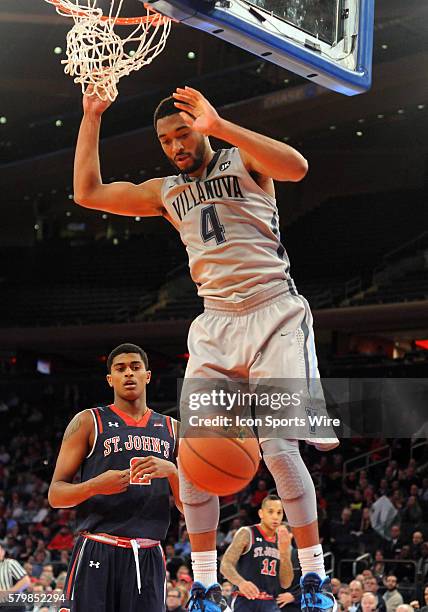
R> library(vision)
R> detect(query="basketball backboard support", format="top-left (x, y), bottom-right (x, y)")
top-left (143, 0), bottom-right (374, 96)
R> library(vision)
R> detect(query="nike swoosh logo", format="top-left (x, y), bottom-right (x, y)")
top-left (313, 552), bottom-right (322, 557)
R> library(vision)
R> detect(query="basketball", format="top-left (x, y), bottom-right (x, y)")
top-left (178, 427), bottom-right (260, 496)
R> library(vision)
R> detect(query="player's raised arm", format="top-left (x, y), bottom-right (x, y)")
top-left (173, 86), bottom-right (308, 182)
top-left (277, 526), bottom-right (294, 589)
top-left (48, 410), bottom-right (130, 508)
top-left (220, 527), bottom-right (260, 599)
top-left (73, 87), bottom-right (165, 217)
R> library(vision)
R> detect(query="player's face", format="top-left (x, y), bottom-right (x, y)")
top-left (107, 353), bottom-right (151, 400)
top-left (258, 500), bottom-right (283, 532)
top-left (156, 114), bottom-right (207, 174)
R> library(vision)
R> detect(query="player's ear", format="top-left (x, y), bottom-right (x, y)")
top-left (258, 508), bottom-right (263, 520)
top-left (146, 370), bottom-right (152, 384)
top-left (106, 374), bottom-right (113, 387)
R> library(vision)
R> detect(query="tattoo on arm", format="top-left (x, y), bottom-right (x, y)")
top-left (220, 527), bottom-right (251, 587)
top-left (279, 548), bottom-right (294, 589)
top-left (63, 414), bottom-right (82, 442)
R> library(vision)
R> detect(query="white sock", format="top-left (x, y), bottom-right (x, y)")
top-left (298, 544), bottom-right (326, 578)
top-left (191, 550), bottom-right (218, 587)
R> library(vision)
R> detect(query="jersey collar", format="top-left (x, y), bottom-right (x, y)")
top-left (109, 404), bottom-right (152, 428)
top-left (256, 524), bottom-right (277, 543)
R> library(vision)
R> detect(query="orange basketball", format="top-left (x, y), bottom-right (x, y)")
top-left (179, 427), bottom-right (260, 496)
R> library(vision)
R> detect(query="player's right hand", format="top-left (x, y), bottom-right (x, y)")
top-left (83, 84), bottom-right (112, 116)
top-left (238, 580), bottom-right (260, 600)
top-left (91, 469), bottom-right (130, 495)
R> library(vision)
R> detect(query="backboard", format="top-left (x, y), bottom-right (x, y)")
top-left (143, 0), bottom-right (374, 96)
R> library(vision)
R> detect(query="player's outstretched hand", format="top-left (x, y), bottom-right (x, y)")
top-left (277, 592), bottom-right (295, 608)
top-left (131, 456), bottom-right (176, 481)
top-left (83, 84), bottom-right (113, 116)
top-left (91, 469), bottom-right (130, 495)
top-left (173, 86), bottom-right (220, 136)
top-left (277, 525), bottom-right (292, 553)
top-left (238, 580), bottom-right (260, 600)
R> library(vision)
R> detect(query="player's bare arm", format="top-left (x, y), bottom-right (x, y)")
top-left (173, 86), bottom-right (308, 183)
top-left (277, 526), bottom-right (293, 589)
top-left (73, 86), bottom-right (165, 217)
top-left (220, 527), bottom-right (260, 600)
top-left (49, 410), bottom-right (130, 508)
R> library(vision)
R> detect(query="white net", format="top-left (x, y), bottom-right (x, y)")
top-left (46, 0), bottom-right (172, 101)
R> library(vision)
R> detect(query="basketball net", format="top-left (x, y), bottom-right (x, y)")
top-left (45, 0), bottom-right (172, 101)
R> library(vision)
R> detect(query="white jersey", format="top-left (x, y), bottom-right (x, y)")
top-left (161, 147), bottom-right (296, 302)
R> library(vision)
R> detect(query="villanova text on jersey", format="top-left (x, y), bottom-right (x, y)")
top-left (76, 405), bottom-right (176, 539)
top-left (161, 147), bottom-right (297, 302)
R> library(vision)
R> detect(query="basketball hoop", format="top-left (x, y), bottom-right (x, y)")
top-left (44, 0), bottom-right (172, 101)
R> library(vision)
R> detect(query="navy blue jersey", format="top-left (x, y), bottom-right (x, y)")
top-left (76, 405), bottom-right (176, 539)
top-left (237, 525), bottom-right (281, 597)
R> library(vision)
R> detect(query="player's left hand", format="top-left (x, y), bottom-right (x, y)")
top-left (173, 87), bottom-right (221, 136)
top-left (277, 592), bottom-right (295, 608)
top-left (277, 525), bottom-right (292, 553)
top-left (131, 456), bottom-right (177, 481)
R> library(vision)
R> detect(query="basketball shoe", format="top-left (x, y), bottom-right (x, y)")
top-left (187, 582), bottom-right (229, 611)
top-left (300, 572), bottom-right (337, 612)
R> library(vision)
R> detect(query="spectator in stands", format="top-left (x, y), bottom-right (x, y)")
top-left (383, 575), bottom-right (404, 612)
top-left (166, 587), bottom-right (185, 611)
top-left (331, 508), bottom-right (358, 567)
top-left (338, 585), bottom-right (352, 612)
top-left (174, 529), bottom-right (191, 558)
top-left (410, 584), bottom-right (428, 611)
top-left (349, 579), bottom-right (364, 612)
top-left (370, 494), bottom-right (398, 540)
top-left (396, 606), bottom-right (414, 612)
top-left (223, 518), bottom-right (242, 547)
top-left (372, 549), bottom-right (386, 582)
top-left (221, 580), bottom-right (233, 600)
top-left (410, 532), bottom-right (424, 560)
top-left (383, 526), bottom-right (404, 559)
top-left (362, 592), bottom-right (379, 612)
top-left (364, 576), bottom-right (387, 612)
top-left (402, 497), bottom-right (423, 526)
top-left (416, 543), bottom-right (428, 583)
top-left (393, 545), bottom-right (417, 584)
top-left (331, 578), bottom-right (342, 597)
top-left (47, 526), bottom-right (74, 559)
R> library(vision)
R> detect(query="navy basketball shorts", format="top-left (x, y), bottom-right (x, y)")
top-left (231, 596), bottom-right (280, 611)
top-left (62, 535), bottom-right (166, 612)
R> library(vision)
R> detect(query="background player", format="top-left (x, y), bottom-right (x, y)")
top-left (48, 343), bottom-right (181, 612)
top-left (220, 495), bottom-right (293, 610)
top-left (73, 85), bottom-right (338, 612)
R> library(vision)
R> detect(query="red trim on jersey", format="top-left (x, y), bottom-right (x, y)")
top-left (255, 524), bottom-right (277, 543)
top-left (66, 539), bottom-right (84, 599)
top-left (109, 404), bottom-right (152, 428)
top-left (93, 408), bottom-right (103, 434)
top-left (166, 415), bottom-right (173, 438)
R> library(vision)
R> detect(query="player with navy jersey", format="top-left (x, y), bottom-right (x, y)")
top-left (73, 85), bottom-right (339, 612)
top-left (48, 343), bottom-right (181, 612)
top-left (220, 495), bottom-right (293, 611)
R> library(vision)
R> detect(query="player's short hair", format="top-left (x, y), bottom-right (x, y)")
top-left (153, 96), bottom-right (179, 129)
top-left (107, 343), bottom-right (149, 372)
top-left (261, 494), bottom-right (281, 508)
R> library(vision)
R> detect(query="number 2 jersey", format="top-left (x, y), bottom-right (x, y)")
top-left (237, 524), bottom-right (281, 597)
top-left (76, 405), bottom-right (176, 539)
top-left (161, 147), bottom-right (296, 302)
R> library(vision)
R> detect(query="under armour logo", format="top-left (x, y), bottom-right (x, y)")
top-left (89, 561), bottom-right (100, 568)
top-left (219, 161), bottom-right (231, 171)
top-left (154, 423), bottom-right (164, 427)
top-left (108, 421), bottom-right (119, 427)
top-left (256, 537), bottom-right (263, 542)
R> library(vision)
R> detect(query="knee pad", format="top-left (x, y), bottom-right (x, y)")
top-left (261, 438), bottom-right (317, 527)
top-left (178, 459), bottom-right (220, 533)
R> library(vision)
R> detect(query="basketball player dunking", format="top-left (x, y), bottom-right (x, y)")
top-left (73, 86), bottom-right (338, 612)
top-left (220, 495), bottom-right (293, 611)
top-left (49, 343), bottom-right (181, 612)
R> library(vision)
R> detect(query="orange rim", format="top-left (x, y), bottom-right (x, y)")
top-left (46, 0), bottom-right (171, 25)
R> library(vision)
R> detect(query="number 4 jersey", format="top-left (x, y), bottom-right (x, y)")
top-left (237, 524), bottom-right (281, 597)
top-left (161, 147), bottom-right (296, 302)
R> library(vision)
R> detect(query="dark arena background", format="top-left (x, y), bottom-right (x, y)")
top-left (0, 0), bottom-right (428, 610)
